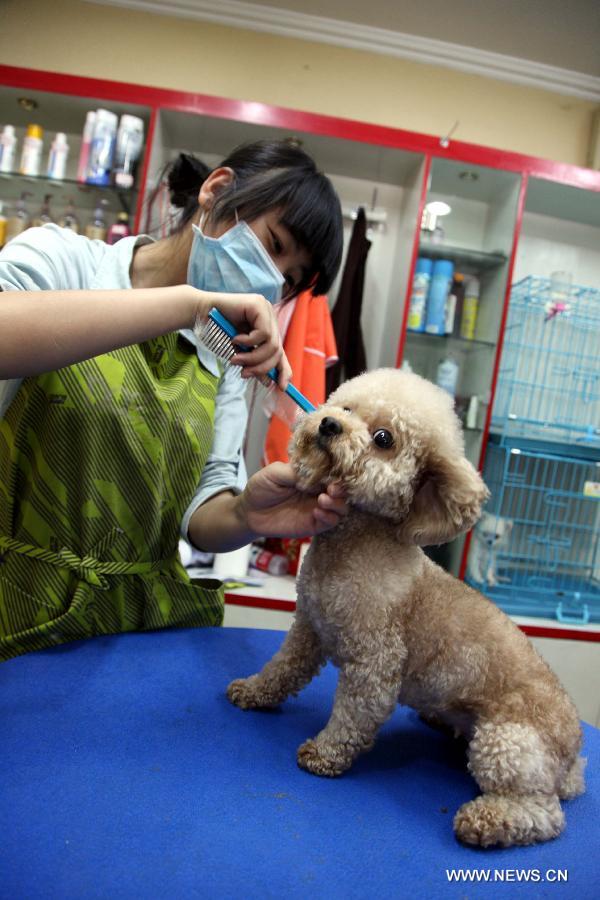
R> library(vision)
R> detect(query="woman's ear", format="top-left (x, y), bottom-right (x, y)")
top-left (197, 166), bottom-right (235, 210)
top-left (402, 454), bottom-right (490, 546)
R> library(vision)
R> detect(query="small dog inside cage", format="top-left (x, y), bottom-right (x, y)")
top-left (467, 511), bottom-right (513, 587)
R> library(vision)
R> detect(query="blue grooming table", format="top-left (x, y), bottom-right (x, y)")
top-left (1, 627), bottom-right (598, 899)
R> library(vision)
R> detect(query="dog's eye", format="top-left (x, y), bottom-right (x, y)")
top-left (343, 407), bottom-right (352, 413)
top-left (373, 428), bottom-right (394, 449)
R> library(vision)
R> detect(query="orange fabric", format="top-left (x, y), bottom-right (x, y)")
top-left (263, 291), bottom-right (338, 464)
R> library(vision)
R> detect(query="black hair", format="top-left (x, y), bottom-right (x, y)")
top-left (166, 140), bottom-right (343, 296)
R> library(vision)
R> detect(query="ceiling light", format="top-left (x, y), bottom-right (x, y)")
top-left (18, 97), bottom-right (39, 111)
top-left (425, 200), bottom-right (452, 216)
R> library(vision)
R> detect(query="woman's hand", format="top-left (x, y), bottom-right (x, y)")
top-left (237, 462), bottom-right (349, 540)
top-left (194, 289), bottom-right (291, 389)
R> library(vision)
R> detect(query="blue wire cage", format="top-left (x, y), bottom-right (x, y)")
top-left (492, 277), bottom-right (600, 448)
top-left (466, 443), bottom-right (600, 623)
top-left (466, 276), bottom-right (600, 622)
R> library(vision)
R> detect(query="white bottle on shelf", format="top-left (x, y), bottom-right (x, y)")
top-left (113, 114), bottom-right (144, 189)
top-left (47, 132), bottom-right (70, 180)
top-left (436, 355), bottom-right (459, 397)
top-left (0, 125), bottom-right (17, 174)
top-left (76, 111), bottom-right (96, 183)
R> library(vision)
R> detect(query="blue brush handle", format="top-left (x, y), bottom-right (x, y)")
top-left (208, 308), bottom-right (316, 413)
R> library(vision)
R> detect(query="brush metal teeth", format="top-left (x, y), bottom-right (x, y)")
top-left (199, 317), bottom-right (272, 387)
top-left (200, 319), bottom-right (237, 362)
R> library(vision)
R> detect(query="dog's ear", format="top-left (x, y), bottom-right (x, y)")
top-left (402, 453), bottom-right (489, 546)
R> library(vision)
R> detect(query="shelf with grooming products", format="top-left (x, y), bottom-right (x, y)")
top-left (0, 84), bottom-right (150, 247)
top-left (401, 158), bottom-right (522, 580)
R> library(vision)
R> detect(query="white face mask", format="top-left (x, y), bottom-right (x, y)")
top-left (187, 218), bottom-right (285, 304)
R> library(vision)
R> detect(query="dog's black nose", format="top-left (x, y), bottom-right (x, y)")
top-left (319, 416), bottom-right (343, 438)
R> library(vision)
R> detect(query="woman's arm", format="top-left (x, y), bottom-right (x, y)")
top-left (0, 285), bottom-right (199, 379)
top-left (187, 463), bottom-right (348, 553)
top-left (0, 286), bottom-right (291, 383)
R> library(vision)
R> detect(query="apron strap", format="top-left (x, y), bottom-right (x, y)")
top-left (0, 534), bottom-right (171, 591)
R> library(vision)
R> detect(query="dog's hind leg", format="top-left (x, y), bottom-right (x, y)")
top-left (558, 755), bottom-right (586, 800)
top-left (227, 612), bottom-right (324, 709)
top-left (454, 720), bottom-right (565, 847)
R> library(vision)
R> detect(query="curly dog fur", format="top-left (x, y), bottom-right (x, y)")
top-left (228, 369), bottom-right (585, 848)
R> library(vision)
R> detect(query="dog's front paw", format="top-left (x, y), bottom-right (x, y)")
top-left (297, 738), bottom-right (351, 777)
top-left (227, 676), bottom-right (281, 709)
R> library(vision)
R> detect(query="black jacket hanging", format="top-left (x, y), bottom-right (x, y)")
top-left (326, 207), bottom-right (371, 394)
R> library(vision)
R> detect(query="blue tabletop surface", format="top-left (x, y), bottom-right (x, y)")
top-left (1, 627), bottom-right (598, 899)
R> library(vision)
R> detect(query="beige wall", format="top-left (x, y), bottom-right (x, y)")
top-left (2, 0), bottom-right (596, 167)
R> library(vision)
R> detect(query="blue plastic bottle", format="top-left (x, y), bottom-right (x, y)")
top-left (86, 109), bottom-right (118, 186)
top-left (407, 257), bottom-right (433, 332)
top-left (425, 259), bottom-right (454, 335)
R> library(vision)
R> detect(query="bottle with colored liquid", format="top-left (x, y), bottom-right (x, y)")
top-left (407, 257), bottom-right (433, 332)
top-left (19, 124), bottom-right (44, 177)
top-left (5, 192), bottom-right (31, 243)
top-left (31, 194), bottom-right (54, 228)
top-left (0, 201), bottom-right (7, 248)
top-left (85, 199), bottom-right (109, 241)
top-left (460, 277), bottom-right (480, 340)
top-left (425, 259), bottom-right (454, 335)
top-left (107, 211), bottom-right (131, 244)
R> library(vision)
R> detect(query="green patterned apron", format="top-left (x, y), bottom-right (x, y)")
top-left (0, 333), bottom-right (226, 662)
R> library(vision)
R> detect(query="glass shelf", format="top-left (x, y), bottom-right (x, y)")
top-left (0, 171), bottom-right (138, 215)
top-left (418, 241), bottom-right (507, 270)
top-left (404, 330), bottom-right (497, 351)
top-left (0, 171), bottom-right (137, 194)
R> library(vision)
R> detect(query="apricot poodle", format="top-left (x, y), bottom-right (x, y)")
top-left (228, 368), bottom-right (585, 847)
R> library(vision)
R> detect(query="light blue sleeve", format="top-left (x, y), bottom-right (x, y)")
top-left (0, 225), bottom-right (108, 418)
top-left (180, 365), bottom-right (249, 544)
top-left (0, 224), bottom-right (106, 292)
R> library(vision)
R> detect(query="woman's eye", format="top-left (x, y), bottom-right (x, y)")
top-left (269, 230), bottom-right (283, 254)
top-left (373, 428), bottom-right (394, 449)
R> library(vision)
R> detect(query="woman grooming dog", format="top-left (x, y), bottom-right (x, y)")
top-left (0, 140), bottom-right (349, 661)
